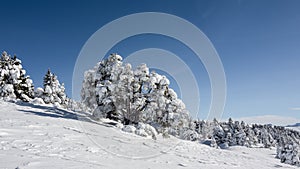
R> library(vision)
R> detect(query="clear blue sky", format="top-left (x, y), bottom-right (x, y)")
top-left (1, 0), bottom-right (300, 119)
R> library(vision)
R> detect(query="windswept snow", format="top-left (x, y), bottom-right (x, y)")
top-left (0, 101), bottom-right (298, 169)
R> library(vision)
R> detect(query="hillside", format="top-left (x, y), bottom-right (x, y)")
top-left (0, 100), bottom-right (298, 169)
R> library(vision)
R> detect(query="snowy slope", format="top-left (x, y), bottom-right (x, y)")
top-left (0, 101), bottom-right (298, 169)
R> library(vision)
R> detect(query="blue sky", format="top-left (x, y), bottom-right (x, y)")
top-left (1, 0), bottom-right (300, 119)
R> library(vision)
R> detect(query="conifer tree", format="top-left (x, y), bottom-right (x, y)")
top-left (81, 53), bottom-right (190, 136)
top-left (0, 51), bottom-right (34, 101)
top-left (40, 69), bottom-right (67, 105)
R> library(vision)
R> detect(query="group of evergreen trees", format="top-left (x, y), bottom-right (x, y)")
top-left (80, 53), bottom-right (299, 166)
top-left (193, 119), bottom-right (300, 166)
top-left (0, 51), bottom-right (69, 107)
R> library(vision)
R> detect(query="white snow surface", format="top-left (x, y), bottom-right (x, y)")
top-left (0, 100), bottom-right (298, 169)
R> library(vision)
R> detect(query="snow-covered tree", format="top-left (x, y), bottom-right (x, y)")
top-left (244, 124), bottom-right (257, 147)
top-left (276, 128), bottom-right (300, 166)
top-left (181, 120), bottom-right (199, 141)
top-left (83, 54), bottom-right (123, 121)
top-left (81, 53), bottom-right (191, 136)
top-left (37, 69), bottom-right (67, 105)
top-left (0, 51), bottom-right (34, 101)
top-left (277, 141), bottom-right (300, 166)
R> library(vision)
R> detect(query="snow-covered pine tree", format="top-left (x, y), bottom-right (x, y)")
top-left (180, 118), bottom-right (199, 141)
top-left (232, 120), bottom-right (247, 146)
top-left (39, 69), bottom-right (67, 105)
top-left (0, 51), bottom-right (34, 101)
top-left (82, 54), bottom-right (144, 122)
top-left (81, 53), bottom-right (191, 136)
top-left (199, 120), bottom-right (210, 140)
top-left (142, 71), bottom-right (190, 135)
top-left (212, 119), bottom-right (226, 147)
top-left (276, 128), bottom-right (300, 166)
top-left (224, 118), bottom-right (235, 146)
top-left (112, 62), bottom-right (136, 123)
top-left (85, 54), bottom-right (123, 121)
top-left (81, 66), bottom-right (98, 113)
top-left (244, 124), bottom-right (257, 147)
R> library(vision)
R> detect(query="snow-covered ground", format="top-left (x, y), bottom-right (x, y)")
top-left (0, 101), bottom-right (298, 169)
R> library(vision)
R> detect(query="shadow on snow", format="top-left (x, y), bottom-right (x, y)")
top-left (14, 101), bottom-right (116, 128)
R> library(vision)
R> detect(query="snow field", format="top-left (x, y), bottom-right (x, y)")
top-left (0, 101), bottom-right (298, 169)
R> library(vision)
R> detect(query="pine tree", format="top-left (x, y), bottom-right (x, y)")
top-left (0, 51), bottom-right (34, 101)
top-left (81, 53), bottom-right (191, 136)
top-left (40, 69), bottom-right (67, 105)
